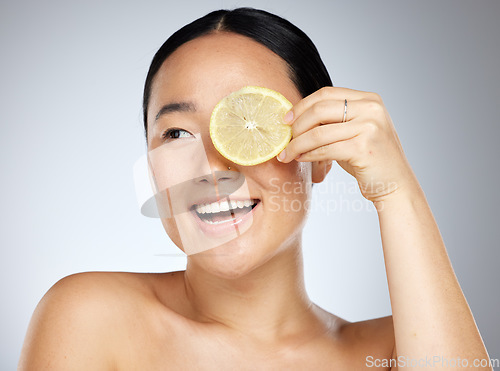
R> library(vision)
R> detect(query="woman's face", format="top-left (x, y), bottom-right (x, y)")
top-left (146, 32), bottom-right (315, 278)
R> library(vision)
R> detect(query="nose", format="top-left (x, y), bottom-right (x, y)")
top-left (194, 166), bottom-right (242, 186)
top-left (193, 167), bottom-right (245, 200)
top-left (194, 139), bottom-right (244, 192)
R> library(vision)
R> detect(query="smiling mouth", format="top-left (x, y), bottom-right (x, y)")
top-left (191, 198), bottom-right (260, 225)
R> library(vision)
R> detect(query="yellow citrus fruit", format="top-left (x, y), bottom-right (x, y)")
top-left (210, 86), bottom-right (293, 166)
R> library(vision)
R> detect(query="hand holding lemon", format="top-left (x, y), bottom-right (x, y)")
top-left (274, 86), bottom-right (419, 203)
top-left (210, 86), bottom-right (418, 204)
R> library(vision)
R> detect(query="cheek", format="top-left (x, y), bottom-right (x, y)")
top-left (266, 161), bottom-right (313, 219)
top-left (272, 161), bottom-right (312, 195)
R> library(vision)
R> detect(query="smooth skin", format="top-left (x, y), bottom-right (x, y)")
top-left (19, 32), bottom-right (491, 370)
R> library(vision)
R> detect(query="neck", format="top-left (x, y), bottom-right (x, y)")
top-left (183, 241), bottom-right (317, 342)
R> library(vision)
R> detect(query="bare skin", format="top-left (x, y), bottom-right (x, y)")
top-left (19, 32), bottom-right (491, 370)
top-left (19, 271), bottom-right (394, 370)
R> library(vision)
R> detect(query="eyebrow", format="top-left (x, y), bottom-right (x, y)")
top-left (154, 102), bottom-right (196, 122)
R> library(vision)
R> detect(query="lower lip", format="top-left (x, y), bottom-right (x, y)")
top-left (191, 201), bottom-right (261, 238)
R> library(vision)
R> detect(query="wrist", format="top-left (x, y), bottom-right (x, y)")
top-left (373, 181), bottom-right (426, 213)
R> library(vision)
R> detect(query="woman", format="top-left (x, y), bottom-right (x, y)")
top-left (19, 8), bottom-right (491, 370)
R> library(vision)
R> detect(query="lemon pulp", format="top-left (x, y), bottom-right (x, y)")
top-left (210, 86), bottom-right (292, 166)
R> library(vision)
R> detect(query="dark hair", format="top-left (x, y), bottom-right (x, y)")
top-left (142, 7), bottom-right (333, 138)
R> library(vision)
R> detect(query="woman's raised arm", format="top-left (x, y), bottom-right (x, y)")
top-left (278, 86), bottom-right (492, 369)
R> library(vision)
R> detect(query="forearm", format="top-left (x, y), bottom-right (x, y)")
top-left (375, 185), bottom-right (491, 367)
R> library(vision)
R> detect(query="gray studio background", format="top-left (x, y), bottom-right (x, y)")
top-left (1, 0), bottom-right (499, 368)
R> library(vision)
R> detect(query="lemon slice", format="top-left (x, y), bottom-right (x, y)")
top-left (210, 86), bottom-right (293, 166)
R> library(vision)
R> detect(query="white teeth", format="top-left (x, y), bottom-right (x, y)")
top-left (219, 200), bottom-right (230, 212)
top-left (194, 199), bottom-right (257, 214)
top-left (210, 203), bottom-right (220, 213)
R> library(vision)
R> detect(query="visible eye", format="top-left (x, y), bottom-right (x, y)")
top-left (161, 128), bottom-right (193, 141)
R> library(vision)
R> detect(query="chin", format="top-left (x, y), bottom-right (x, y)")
top-left (186, 237), bottom-right (275, 280)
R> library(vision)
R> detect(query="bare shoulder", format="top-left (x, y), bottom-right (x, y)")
top-left (339, 315), bottom-right (395, 363)
top-left (309, 304), bottom-right (395, 365)
top-left (18, 271), bottom-right (183, 370)
top-left (340, 315), bottom-right (394, 343)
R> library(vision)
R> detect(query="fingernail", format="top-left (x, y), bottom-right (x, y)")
top-left (277, 149), bottom-right (286, 162)
top-left (283, 110), bottom-right (293, 124)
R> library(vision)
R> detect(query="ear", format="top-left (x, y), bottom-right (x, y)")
top-left (311, 160), bottom-right (333, 183)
